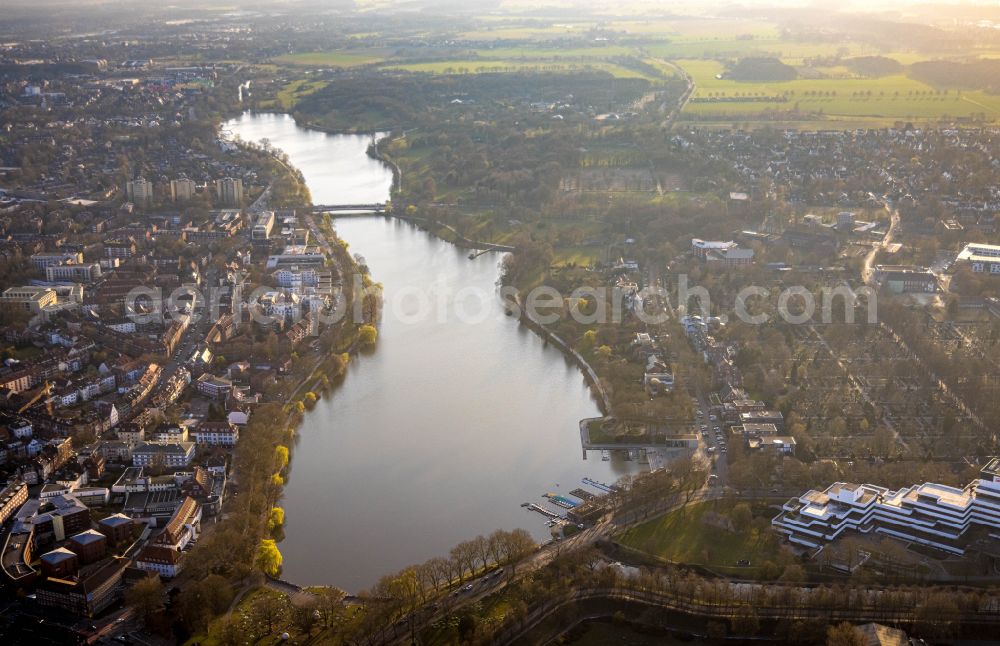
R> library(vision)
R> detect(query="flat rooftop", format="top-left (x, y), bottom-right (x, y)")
top-left (957, 243), bottom-right (1000, 262)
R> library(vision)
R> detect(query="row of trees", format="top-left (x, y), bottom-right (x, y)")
top-left (357, 528), bottom-right (537, 636)
top-left (484, 548), bottom-right (998, 643)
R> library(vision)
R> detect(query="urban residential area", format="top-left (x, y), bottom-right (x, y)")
top-left (2, 1), bottom-right (1000, 645)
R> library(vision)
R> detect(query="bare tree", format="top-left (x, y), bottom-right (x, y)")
top-left (499, 528), bottom-right (536, 575)
top-left (487, 530), bottom-right (507, 564)
top-left (450, 540), bottom-right (478, 580)
top-left (670, 453), bottom-right (708, 505)
top-left (472, 534), bottom-right (492, 572)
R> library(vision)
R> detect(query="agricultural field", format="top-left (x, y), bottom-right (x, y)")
top-left (382, 59), bottom-right (656, 80)
top-left (458, 21), bottom-right (597, 41)
top-left (645, 39), bottom-right (878, 64)
top-left (270, 16), bottom-right (1000, 127)
top-left (677, 59), bottom-right (1000, 121)
top-left (611, 17), bottom-right (781, 39)
top-left (468, 45), bottom-right (638, 59)
top-left (458, 16), bottom-right (780, 41)
top-left (273, 50), bottom-right (388, 67)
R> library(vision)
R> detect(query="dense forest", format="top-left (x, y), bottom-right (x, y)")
top-left (844, 56), bottom-right (904, 78)
top-left (909, 59), bottom-right (1000, 92)
top-left (294, 70), bottom-right (656, 130)
top-left (727, 57), bottom-right (798, 82)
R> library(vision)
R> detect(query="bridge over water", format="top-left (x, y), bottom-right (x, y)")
top-left (311, 203), bottom-right (386, 213)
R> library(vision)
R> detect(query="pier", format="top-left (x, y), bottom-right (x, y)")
top-left (582, 477), bottom-right (615, 493)
top-left (579, 416), bottom-right (699, 459)
top-left (543, 493), bottom-right (579, 509)
top-left (522, 503), bottom-right (562, 520)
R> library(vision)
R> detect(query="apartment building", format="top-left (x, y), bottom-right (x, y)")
top-left (104, 238), bottom-right (137, 259)
top-left (252, 210), bottom-right (275, 240)
top-left (46, 262), bottom-right (103, 282)
top-left (31, 252), bottom-right (83, 270)
top-left (126, 177), bottom-right (154, 207)
top-left (192, 421), bottom-right (239, 447)
top-left (215, 177), bottom-right (244, 207)
top-left (131, 441), bottom-right (195, 468)
top-left (0, 480), bottom-right (28, 525)
top-left (170, 177), bottom-right (196, 202)
top-left (196, 373), bottom-right (233, 400)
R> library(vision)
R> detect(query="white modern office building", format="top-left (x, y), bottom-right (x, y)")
top-left (956, 243), bottom-right (1000, 275)
top-left (772, 458), bottom-right (1000, 555)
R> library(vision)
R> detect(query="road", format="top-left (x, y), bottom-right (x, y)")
top-left (861, 202), bottom-right (899, 286)
top-left (639, 263), bottom-right (727, 483)
top-left (147, 268), bottom-right (219, 404)
top-left (378, 484), bottom-right (729, 645)
top-left (653, 58), bottom-right (694, 129)
top-left (303, 213), bottom-right (335, 257)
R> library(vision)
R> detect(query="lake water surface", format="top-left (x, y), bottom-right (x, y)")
top-left (225, 112), bottom-right (638, 591)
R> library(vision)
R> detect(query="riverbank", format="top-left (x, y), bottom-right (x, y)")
top-left (391, 214), bottom-right (515, 252)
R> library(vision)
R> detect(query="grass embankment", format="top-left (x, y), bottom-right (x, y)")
top-left (616, 500), bottom-right (788, 576)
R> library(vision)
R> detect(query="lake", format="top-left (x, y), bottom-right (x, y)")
top-left (225, 112), bottom-right (638, 591)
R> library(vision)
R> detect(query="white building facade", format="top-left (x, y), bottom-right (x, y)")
top-left (772, 459), bottom-right (1000, 555)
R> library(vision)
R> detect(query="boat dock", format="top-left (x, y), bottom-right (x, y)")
top-left (522, 502), bottom-right (562, 519)
top-left (583, 477), bottom-right (616, 493)
top-left (543, 493), bottom-right (579, 509)
top-left (569, 488), bottom-right (595, 501)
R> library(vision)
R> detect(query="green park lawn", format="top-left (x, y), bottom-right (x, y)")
top-left (553, 246), bottom-right (602, 268)
top-left (274, 79), bottom-right (328, 109)
top-left (617, 500), bottom-right (784, 571)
